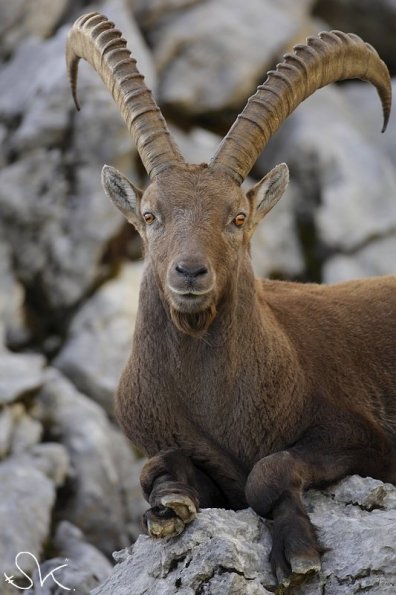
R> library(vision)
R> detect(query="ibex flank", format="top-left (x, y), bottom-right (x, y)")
top-left (67, 12), bottom-right (396, 586)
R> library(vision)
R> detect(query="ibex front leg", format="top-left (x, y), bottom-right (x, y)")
top-left (245, 412), bottom-right (395, 586)
top-left (140, 448), bottom-right (226, 538)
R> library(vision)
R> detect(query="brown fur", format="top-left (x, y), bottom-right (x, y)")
top-left (103, 163), bottom-right (396, 579)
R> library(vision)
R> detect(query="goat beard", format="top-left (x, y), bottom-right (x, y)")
top-left (170, 304), bottom-right (217, 337)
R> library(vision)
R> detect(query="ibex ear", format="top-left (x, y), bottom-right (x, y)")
top-left (247, 163), bottom-right (289, 226)
top-left (101, 165), bottom-right (143, 229)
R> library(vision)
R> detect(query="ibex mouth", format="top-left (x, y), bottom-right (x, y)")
top-left (167, 285), bottom-right (215, 315)
top-left (168, 286), bottom-right (214, 297)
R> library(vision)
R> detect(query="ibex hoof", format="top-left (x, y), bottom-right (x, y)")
top-left (160, 493), bottom-right (197, 524)
top-left (143, 493), bottom-right (197, 539)
top-left (289, 553), bottom-right (321, 576)
top-left (274, 551), bottom-right (321, 592)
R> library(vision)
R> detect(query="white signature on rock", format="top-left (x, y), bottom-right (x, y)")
top-left (3, 551), bottom-right (73, 591)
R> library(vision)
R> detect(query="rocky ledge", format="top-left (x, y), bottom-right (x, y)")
top-left (94, 475), bottom-right (396, 595)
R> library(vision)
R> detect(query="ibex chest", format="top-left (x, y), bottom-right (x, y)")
top-left (126, 352), bottom-right (278, 470)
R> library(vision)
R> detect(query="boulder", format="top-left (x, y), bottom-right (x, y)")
top-left (313, 0), bottom-right (396, 73)
top-left (12, 442), bottom-right (70, 487)
top-left (0, 18), bottom-right (148, 318)
top-left (0, 241), bottom-right (24, 347)
top-left (35, 368), bottom-right (147, 556)
top-left (28, 522), bottom-right (113, 595)
top-left (9, 406), bottom-right (43, 455)
top-left (0, 30), bottom-right (69, 123)
top-left (0, 461), bottom-right (56, 594)
top-left (170, 125), bottom-right (222, 165)
top-left (0, 408), bottom-right (13, 459)
top-left (256, 85), bottom-right (396, 256)
top-left (93, 475), bottom-right (396, 594)
top-left (144, 0), bottom-right (315, 116)
top-left (252, 181), bottom-right (305, 280)
top-left (0, 147), bottom-right (123, 315)
top-left (0, 0), bottom-right (67, 58)
top-left (133, 0), bottom-right (203, 30)
top-left (0, 350), bottom-right (45, 406)
top-left (342, 79), bottom-right (396, 168)
top-left (323, 234), bottom-right (396, 283)
top-left (55, 262), bottom-right (143, 413)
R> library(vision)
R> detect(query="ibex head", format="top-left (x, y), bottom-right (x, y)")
top-left (67, 13), bottom-right (391, 335)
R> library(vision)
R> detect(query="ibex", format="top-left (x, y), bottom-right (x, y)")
top-left (67, 12), bottom-right (396, 585)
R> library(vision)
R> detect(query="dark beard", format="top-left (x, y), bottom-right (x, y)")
top-left (170, 304), bottom-right (217, 337)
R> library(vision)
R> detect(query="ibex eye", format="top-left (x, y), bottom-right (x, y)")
top-left (143, 212), bottom-right (155, 225)
top-left (233, 213), bottom-right (246, 227)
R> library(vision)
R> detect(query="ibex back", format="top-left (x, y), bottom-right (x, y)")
top-left (67, 12), bottom-right (396, 585)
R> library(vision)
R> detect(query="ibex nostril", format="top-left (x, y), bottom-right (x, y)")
top-left (175, 264), bottom-right (209, 279)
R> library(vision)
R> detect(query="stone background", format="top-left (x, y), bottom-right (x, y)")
top-left (0, 0), bottom-right (395, 593)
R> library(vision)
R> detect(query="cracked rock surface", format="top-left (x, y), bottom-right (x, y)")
top-left (93, 476), bottom-right (396, 595)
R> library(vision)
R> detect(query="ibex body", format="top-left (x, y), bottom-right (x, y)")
top-left (67, 13), bottom-right (396, 583)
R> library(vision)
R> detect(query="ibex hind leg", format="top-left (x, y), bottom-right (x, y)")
top-left (140, 448), bottom-right (227, 538)
top-left (245, 410), bottom-right (395, 588)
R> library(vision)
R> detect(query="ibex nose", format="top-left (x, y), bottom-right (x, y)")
top-left (175, 262), bottom-right (208, 279)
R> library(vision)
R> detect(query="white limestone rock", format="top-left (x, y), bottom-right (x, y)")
top-left (0, 461), bottom-right (56, 594)
top-left (93, 476), bottom-right (396, 594)
top-left (323, 234), bottom-right (396, 283)
top-left (55, 262), bottom-right (143, 413)
top-left (147, 0), bottom-right (315, 115)
top-left (28, 521), bottom-right (113, 595)
top-left (0, 350), bottom-right (45, 406)
top-left (35, 368), bottom-right (147, 556)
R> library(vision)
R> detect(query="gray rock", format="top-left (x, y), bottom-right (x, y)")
top-left (10, 412), bottom-right (43, 455)
top-left (0, 0), bottom-right (67, 57)
top-left (133, 0), bottom-right (203, 30)
top-left (0, 123), bottom-right (8, 168)
top-left (36, 368), bottom-right (147, 556)
top-left (0, 460), bottom-right (55, 593)
top-left (328, 474), bottom-right (396, 511)
top-left (0, 147), bottom-right (124, 313)
top-left (170, 125), bottom-right (222, 165)
top-left (0, 31), bottom-right (68, 122)
top-left (149, 0), bottom-right (314, 115)
top-left (0, 241), bottom-right (26, 347)
top-left (313, 0), bottom-right (396, 73)
top-left (257, 86), bottom-right (396, 253)
top-left (0, 17), bottom-right (150, 316)
top-left (27, 522), bottom-right (113, 595)
top-left (21, 0), bottom-right (68, 39)
top-left (94, 508), bottom-right (274, 595)
top-left (93, 476), bottom-right (396, 594)
top-left (55, 262), bottom-right (143, 413)
top-left (252, 181), bottom-right (305, 279)
top-left (109, 431), bottom-right (148, 542)
top-left (11, 442), bottom-right (70, 487)
top-left (0, 407), bottom-right (13, 459)
top-left (0, 0), bottom-right (32, 60)
top-left (342, 79), bottom-right (396, 168)
top-left (323, 234), bottom-right (396, 283)
top-left (0, 350), bottom-right (45, 405)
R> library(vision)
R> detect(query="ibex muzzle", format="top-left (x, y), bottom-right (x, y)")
top-left (67, 12), bottom-right (395, 588)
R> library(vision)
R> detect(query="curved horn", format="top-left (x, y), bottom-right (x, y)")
top-left (210, 31), bottom-right (392, 184)
top-left (66, 12), bottom-right (185, 177)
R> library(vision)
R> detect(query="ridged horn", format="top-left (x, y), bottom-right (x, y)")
top-left (66, 12), bottom-right (185, 178)
top-left (210, 31), bottom-right (392, 184)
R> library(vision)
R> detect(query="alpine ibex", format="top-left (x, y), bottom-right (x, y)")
top-left (67, 12), bottom-right (396, 584)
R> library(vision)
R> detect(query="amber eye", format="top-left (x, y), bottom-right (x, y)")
top-left (233, 213), bottom-right (246, 227)
top-left (143, 212), bottom-right (155, 225)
